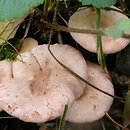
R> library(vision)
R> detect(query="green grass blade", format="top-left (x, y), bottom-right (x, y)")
top-left (58, 104), bottom-right (68, 130)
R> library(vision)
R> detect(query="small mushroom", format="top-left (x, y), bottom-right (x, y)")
top-left (0, 43), bottom-right (87, 122)
top-left (68, 6), bottom-right (130, 54)
top-left (20, 37), bottom-right (38, 53)
top-left (65, 61), bottom-right (114, 123)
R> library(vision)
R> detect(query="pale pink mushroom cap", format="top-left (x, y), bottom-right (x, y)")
top-left (0, 44), bottom-right (87, 122)
top-left (0, 60), bottom-right (13, 112)
top-left (20, 37), bottom-right (38, 53)
top-left (65, 61), bottom-right (114, 123)
top-left (0, 60), bottom-right (13, 81)
top-left (68, 6), bottom-right (130, 54)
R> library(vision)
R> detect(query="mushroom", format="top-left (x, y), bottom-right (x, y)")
top-left (65, 61), bottom-right (114, 123)
top-left (0, 60), bottom-right (13, 112)
top-left (68, 6), bottom-right (130, 54)
top-left (20, 37), bottom-right (38, 53)
top-left (0, 43), bottom-right (88, 122)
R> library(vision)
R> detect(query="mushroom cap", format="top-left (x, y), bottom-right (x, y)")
top-left (0, 60), bottom-right (13, 112)
top-left (20, 37), bottom-right (38, 53)
top-left (0, 44), bottom-right (87, 122)
top-left (68, 6), bottom-right (130, 54)
top-left (65, 61), bottom-right (114, 123)
top-left (0, 60), bottom-right (13, 81)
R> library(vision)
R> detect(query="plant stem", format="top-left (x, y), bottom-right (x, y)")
top-left (58, 105), bottom-right (68, 130)
top-left (105, 112), bottom-right (130, 130)
top-left (34, 20), bottom-right (130, 39)
top-left (47, 2), bottom-right (124, 103)
top-left (96, 8), bottom-right (108, 72)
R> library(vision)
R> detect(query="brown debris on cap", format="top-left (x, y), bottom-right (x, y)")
top-left (0, 43), bottom-right (87, 122)
top-left (68, 6), bottom-right (130, 54)
top-left (65, 61), bottom-right (114, 123)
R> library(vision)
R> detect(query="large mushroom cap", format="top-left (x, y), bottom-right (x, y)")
top-left (65, 61), bottom-right (114, 123)
top-left (68, 6), bottom-right (130, 54)
top-left (0, 43), bottom-right (87, 122)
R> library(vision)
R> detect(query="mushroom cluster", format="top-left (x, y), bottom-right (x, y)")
top-left (68, 6), bottom-right (130, 54)
top-left (0, 38), bottom-right (114, 123)
top-left (0, 38), bottom-right (87, 122)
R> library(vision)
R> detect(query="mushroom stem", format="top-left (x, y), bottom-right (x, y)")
top-left (96, 8), bottom-right (107, 72)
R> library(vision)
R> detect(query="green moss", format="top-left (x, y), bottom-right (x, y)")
top-left (0, 39), bottom-right (21, 61)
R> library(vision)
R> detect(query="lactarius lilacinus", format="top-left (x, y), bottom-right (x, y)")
top-left (0, 41), bottom-right (87, 122)
top-left (66, 61), bottom-right (114, 123)
top-left (68, 6), bottom-right (130, 54)
top-left (0, 38), bottom-right (114, 123)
